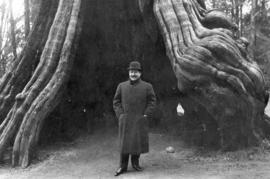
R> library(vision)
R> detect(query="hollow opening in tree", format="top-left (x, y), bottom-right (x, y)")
top-left (0, 0), bottom-right (269, 168)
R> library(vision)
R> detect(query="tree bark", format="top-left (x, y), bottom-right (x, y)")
top-left (29, 0), bottom-right (41, 23)
top-left (153, 0), bottom-right (269, 149)
top-left (24, 0), bottom-right (30, 38)
top-left (0, 0), bottom-right (58, 124)
top-left (0, 2), bottom-right (7, 76)
top-left (0, 0), bottom-right (82, 167)
top-left (8, 0), bottom-right (17, 59)
top-left (0, 0), bottom-right (268, 168)
top-left (12, 0), bottom-right (81, 167)
top-left (212, 0), bottom-right (216, 8)
top-left (250, 0), bottom-right (257, 58)
top-left (239, 0), bottom-right (243, 36)
top-left (235, 0), bottom-right (239, 31)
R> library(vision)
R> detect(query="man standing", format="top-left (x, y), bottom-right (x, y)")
top-left (113, 61), bottom-right (156, 176)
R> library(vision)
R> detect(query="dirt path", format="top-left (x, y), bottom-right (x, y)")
top-left (1, 128), bottom-right (270, 179)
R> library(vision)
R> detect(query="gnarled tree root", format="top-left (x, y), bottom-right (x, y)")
top-left (153, 0), bottom-right (270, 149)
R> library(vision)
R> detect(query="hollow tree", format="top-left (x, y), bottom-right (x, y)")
top-left (0, 0), bottom-right (269, 168)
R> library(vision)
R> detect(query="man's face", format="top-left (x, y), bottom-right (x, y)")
top-left (129, 70), bottom-right (141, 81)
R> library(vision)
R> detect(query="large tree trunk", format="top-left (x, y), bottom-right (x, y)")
top-left (153, 0), bottom-right (269, 149)
top-left (0, 0), bottom-right (58, 124)
top-left (0, 0), bottom-right (269, 168)
top-left (8, 0), bottom-right (17, 59)
top-left (0, 0), bottom-right (82, 167)
top-left (24, 0), bottom-right (30, 38)
top-left (250, 0), bottom-right (257, 58)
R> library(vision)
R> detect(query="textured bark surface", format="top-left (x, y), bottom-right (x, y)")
top-left (0, 0), bottom-right (82, 167)
top-left (0, 0), bottom-right (269, 168)
top-left (0, 0), bottom-right (58, 123)
top-left (153, 0), bottom-right (269, 149)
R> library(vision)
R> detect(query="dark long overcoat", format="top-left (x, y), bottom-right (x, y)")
top-left (113, 79), bottom-right (156, 154)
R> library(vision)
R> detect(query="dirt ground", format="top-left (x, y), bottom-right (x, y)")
top-left (1, 126), bottom-right (270, 179)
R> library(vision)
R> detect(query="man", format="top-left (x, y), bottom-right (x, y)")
top-left (113, 61), bottom-right (156, 176)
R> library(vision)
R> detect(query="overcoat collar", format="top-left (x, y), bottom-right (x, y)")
top-left (129, 78), bottom-right (141, 85)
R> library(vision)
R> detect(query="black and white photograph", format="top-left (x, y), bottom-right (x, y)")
top-left (0, 0), bottom-right (270, 178)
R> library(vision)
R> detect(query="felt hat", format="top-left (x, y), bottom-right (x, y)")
top-left (127, 61), bottom-right (142, 71)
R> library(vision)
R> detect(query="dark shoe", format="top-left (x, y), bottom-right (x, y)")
top-left (132, 164), bottom-right (143, 171)
top-left (114, 167), bottom-right (127, 176)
